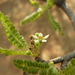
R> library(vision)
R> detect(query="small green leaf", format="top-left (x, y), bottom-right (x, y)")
top-left (39, 69), bottom-right (47, 75)
top-left (20, 8), bottom-right (43, 25)
top-left (48, 61), bottom-right (54, 66)
top-left (25, 50), bottom-right (32, 55)
top-left (29, 0), bottom-right (39, 7)
top-left (44, 0), bottom-right (54, 9)
top-left (71, 58), bottom-right (75, 66)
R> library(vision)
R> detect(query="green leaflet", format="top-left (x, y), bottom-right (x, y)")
top-left (14, 59), bottom-right (49, 69)
top-left (20, 7), bottom-right (44, 25)
top-left (39, 69), bottom-right (47, 75)
top-left (0, 47), bottom-right (32, 56)
top-left (48, 11), bottom-right (64, 35)
top-left (44, 0), bottom-right (54, 10)
top-left (0, 11), bottom-right (28, 49)
top-left (29, 0), bottom-right (39, 7)
top-left (47, 66), bottom-right (59, 75)
top-left (13, 59), bottom-right (60, 75)
top-left (62, 58), bottom-right (75, 75)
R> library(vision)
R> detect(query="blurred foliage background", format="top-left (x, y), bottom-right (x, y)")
top-left (0, 0), bottom-right (75, 75)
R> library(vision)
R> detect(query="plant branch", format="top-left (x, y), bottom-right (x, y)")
top-left (54, 0), bottom-right (75, 30)
top-left (36, 51), bottom-right (75, 69)
top-left (34, 0), bottom-right (75, 70)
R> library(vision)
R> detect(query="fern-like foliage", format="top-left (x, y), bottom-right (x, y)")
top-left (20, 0), bottom-right (54, 25)
top-left (48, 11), bottom-right (64, 35)
top-left (20, 7), bottom-right (44, 25)
top-left (20, 0), bottom-right (63, 35)
top-left (0, 11), bottom-right (28, 49)
top-left (0, 47), bottom-right (32, 56)
top-left (61, 58), bottom-right (75, 75)
top-left (13, 59), bottom-right (60, 75)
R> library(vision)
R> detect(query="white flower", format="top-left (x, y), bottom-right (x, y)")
top-left (32, 33), bottom-right (49, 43)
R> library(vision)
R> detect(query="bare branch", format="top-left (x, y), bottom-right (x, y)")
top-left (46, 51), bottom-right (75, 63)
top-left (37, 51), bottom-right (75, 69)
top-left (55, 0), bottom-right (75, 30)
top-left (47, 51), bottom-right (75, 69)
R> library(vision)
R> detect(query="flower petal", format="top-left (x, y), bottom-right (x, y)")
top-left (42, 40), bottom-right (47, 42)
top-left (39, 33), bottom-right (43, 37)
top-left (34, 40), bottom-right (39, 43)
top-left (33, 35), bottom-right (38, 39)
top-left (44, 34), bottom-right (49, 39)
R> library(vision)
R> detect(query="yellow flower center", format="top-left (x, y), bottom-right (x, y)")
top-left (39, 36), bottom-right (43, 39)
